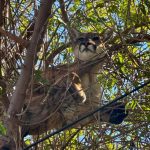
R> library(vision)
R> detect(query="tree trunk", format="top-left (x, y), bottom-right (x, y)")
top-left (1, 0), bottom-right (55, 149)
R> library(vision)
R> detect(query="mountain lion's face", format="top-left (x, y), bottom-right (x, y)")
top-left (71, 29), bottom-right (105, 61)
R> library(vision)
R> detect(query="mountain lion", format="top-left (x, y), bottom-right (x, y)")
top-left (21, 29), bottom-right (128, 136)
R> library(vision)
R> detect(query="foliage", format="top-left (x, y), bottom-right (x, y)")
top-left (0, 0), bottom-right (150, 149)
top-left (0, 122), bottom-right (6, 135)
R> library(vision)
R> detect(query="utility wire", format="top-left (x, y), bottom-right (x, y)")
top-left (24, 80), bottom-right (150, 150)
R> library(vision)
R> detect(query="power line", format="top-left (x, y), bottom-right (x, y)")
top-left (24, 80), bottom-right (150, 150)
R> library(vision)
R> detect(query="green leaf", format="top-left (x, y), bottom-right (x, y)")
top-left (0, 122), bottom-right (6, 135)
top-left (147, 114), bottom-right (150, 122)
top-left (25, 139), bottom-right (31, 145)
top-left (144, 0), bottom-right (150, 7)
top-left (126, 100), bottom-right (138, 110)
top-left (139, 4), bottom-right (146, 15)
top-left (131, 100), bottom-right (138, 109)
top-left (118, 53), bottom-right (124, 63)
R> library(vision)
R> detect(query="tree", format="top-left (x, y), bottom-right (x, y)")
top-left (0, 0), bottom-right (150, 149)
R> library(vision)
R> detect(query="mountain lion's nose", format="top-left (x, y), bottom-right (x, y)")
top-left (85, 41), bottom-right (90, 46)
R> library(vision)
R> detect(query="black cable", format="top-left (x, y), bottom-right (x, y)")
top-left (24, 80), bottom-right (150, 150)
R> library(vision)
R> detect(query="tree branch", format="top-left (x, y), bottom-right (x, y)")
top-left (109, 33), bottom-right (150, 53)
top-left (6, 0), bottom-right (55, 148)
top-left (0, 80), bottom-right (10, 111)
top-left (46, 42), bottom-right (71, 64)
top-left (59, 0), bottom-right (70, 25)
top-left (0, 27), bottom-right (29, 47)
top-left (8, 0), bottom-right (55, 116)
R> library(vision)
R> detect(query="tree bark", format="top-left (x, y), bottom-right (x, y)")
top-left (5, 0), bottom-right (55, 149)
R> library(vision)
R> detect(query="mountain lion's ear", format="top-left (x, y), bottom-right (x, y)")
top-left (69, 28), bottom-right (80, 41)
top-left (100, 27), bottom-right (114, 42)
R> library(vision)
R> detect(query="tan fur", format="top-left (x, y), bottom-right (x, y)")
top-left (20, 31), bottom-right (109, 135)
top-left (72, 30), bottom-right (106, 106)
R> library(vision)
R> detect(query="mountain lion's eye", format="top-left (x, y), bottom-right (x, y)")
top-left (92, 36), bottom-right (100, 41)
top-left (77, 37), bottom-right (85, 42)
